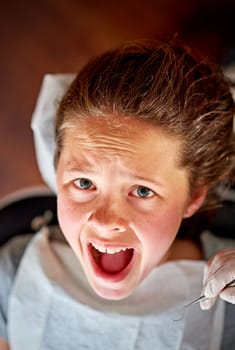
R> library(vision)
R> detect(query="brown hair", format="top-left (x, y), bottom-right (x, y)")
top-left (56, 40), bottom-right (235, 210)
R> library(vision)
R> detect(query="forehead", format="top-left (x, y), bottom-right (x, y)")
top-left (62, 115), bottom-right (180, 154)
top-left (60, 115), bottom-right (183, 172)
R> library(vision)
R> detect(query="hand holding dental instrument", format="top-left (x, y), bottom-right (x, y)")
top-left (184, 278), bottom-right (235, 309)
top-left (200, 247), bottom-right (235, 309)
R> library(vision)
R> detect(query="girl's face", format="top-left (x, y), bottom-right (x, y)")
top-left (56, 116), bottom-right (206, 300)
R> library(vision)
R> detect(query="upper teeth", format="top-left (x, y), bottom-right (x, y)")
top-left (91, 243), bottom-right (128, 254)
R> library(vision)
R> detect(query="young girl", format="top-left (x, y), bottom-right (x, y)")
top-left (0, 40), bottom-right (235, 349)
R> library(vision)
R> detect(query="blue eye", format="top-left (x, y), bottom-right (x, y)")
top-left (135, 186), bottom-right (154, 198)
top-left (74, 178), bottom-right (94, 190)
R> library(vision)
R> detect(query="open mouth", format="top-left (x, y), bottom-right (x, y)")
top-left (89, 243), bottom-right (134, 275)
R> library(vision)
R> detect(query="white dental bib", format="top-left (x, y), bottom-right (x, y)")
top-left (8, 228), bottom-right (224, 350)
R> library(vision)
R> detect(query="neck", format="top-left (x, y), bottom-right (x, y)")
top-left (166, 238), bottom-right (204, 261)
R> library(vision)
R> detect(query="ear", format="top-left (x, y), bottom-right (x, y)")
top-left (183, 186), bottom-right (208, 218)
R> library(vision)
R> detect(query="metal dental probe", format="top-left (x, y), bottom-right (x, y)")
top-left (184, 278), bottom-right (235, 309)
top-left (173, 278), bottom-right (235, 322)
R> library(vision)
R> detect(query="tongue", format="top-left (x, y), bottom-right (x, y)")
top-left (100, 249), bottom-right (133, 274)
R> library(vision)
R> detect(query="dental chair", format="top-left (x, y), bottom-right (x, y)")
top-left (0, 187), bottom-right (58, 247)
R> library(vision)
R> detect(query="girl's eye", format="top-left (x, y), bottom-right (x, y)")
top-left (133, 186), bottom-right (155, 198)
top-left (74, 178), bottom-right (95, 190)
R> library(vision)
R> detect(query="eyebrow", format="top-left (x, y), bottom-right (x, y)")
top-left (63, 159), bottom-right (95, 172)
top-left (64, 160), bottom-right (165, 189)
top-left (128, 173), bottom-right (166, 189)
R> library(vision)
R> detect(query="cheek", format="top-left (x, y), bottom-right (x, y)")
top-left (57, 193), bottom-right (86, 240)
top-left (139, 203), bottom-right (185, 256)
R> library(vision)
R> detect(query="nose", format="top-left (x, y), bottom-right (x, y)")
top-left (88, 199), bottom-right (128, 234)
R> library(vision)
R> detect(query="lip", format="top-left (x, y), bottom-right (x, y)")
top-left (87, 243), bottom-right (135, 283)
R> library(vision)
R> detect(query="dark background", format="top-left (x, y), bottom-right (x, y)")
top-left (1, 0), bottom-right (235, 198)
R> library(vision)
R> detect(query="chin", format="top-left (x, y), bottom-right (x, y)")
top-left (91, 282), bottom-right (135, 300)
